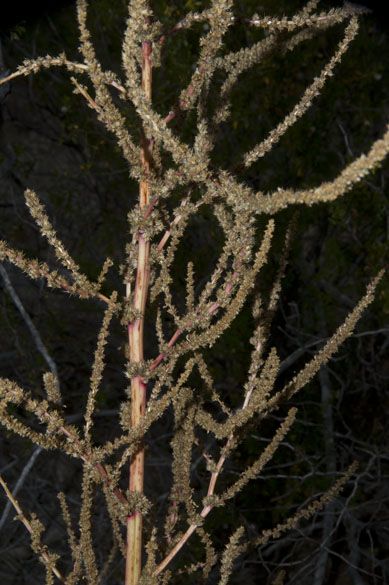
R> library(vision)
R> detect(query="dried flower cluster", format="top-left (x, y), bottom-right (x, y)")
top-left (0, 1), bottom-right (387, 584)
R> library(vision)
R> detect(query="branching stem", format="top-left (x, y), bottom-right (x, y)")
top-left (154, 347), bottom-right (259, 576)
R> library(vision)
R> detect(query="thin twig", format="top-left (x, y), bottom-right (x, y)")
top-left (0, 264), bottom-right (59, 380)
top-left (0, 446), bottom-right (42, 532)
top-left (0, 474), bottom-right (67, 583)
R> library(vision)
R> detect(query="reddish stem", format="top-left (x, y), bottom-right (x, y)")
top-left (124, 35), bottom-right (153, 585)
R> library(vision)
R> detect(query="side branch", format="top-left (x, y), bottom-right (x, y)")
top-left (255, 124), bottom-right (389, 214)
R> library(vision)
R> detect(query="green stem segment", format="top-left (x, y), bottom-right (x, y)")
top-left (125, 37), bottom-right (152, 585)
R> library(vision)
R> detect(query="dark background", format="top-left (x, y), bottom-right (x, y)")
top-left (0, 1), bottom-right (388, 584)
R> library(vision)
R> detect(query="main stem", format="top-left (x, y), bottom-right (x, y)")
top-left (125, 37), bottom-right (152, 585)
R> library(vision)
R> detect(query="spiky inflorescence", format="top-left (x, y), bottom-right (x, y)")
top-left (0, 1), bottom-right (387, 584)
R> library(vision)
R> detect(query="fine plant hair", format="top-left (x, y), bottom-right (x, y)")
top-left (0, 1), bottom-right (388, 585)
